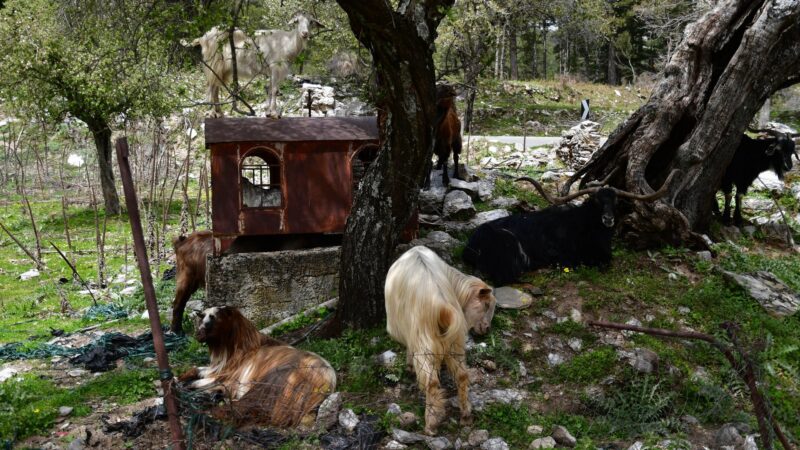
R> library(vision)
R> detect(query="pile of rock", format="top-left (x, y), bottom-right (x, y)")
top-left (554, 121), bottom-right (606, 170)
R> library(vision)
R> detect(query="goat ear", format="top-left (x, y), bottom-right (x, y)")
top-left (478, 288), bottom-right (492, 298)
top-left (312, 19), bottom-right (325, 29)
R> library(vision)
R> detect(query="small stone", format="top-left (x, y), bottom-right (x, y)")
top-left (398, 412), bottom-right (418, 427)
top-left (529, 437), bottom-right (556, 449)
top-left (454, 438), bottom-right (463, 450)
top-left (68, 369), bottom-right (87, 377)
top-left (442, 190), bottom-right (476, 221)
top-left (140, 310), bottom-right (150, 320)
top-left (59, 406), bottom-right (74, 416)
top-left (481, 360), bottom-right (497, 371)
top-left (392, 428), bottom-right (427, 445)
top-left (67, 438), bottom-right (86, 450)
top-left (681, 415), bottom-right (699, 426)
top-left (527, 425), bottom-right (543, 435)
top-left (468, 429), bottom-right (489, 446)
top-left (529, 287), bottom-right (545, 297)
top-left (551, 425), bottom-right (577, 447)
top-left (481, 437), bottom-right (509, 450)
top-left (570, 308), bottom-right (582, 323)
top-left (567, 338), bottom-right (582, 352)
top-left (678, 306), bottom-right (690, 315)
top-left (315, 392), bottom-right (342, 430)
top-left (696, 251), bottom-right (712, 260)
top-left (627, 442), bottom-right (643, 450)
top-left (386, 440), bottom-right (408, 450)
top-left (622, 318), bottom-right (641, 336)
top-left (518, 361), bottom-right (527, 377)
top-left (494, 287), bottom-right (533, 309)
top-left (742, 435), bottom-right (758, 450)
top-left (387, 403), bottom-right (402, 415)
top-left (631, 348), bottom-right (659, 373)
top-left (338, 408), bottom-right (359, 433)
top-left (377, 350), bottom-right (398, 367)
top-left (427, 436), bottom-right (452, 450)
top-left (547, 353), bottom-right (565, 366)
top-left (715, 424), bottom-right (744, 448)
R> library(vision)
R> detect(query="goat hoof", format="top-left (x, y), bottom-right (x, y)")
top-left (459, 415), bottom-right (473, 426)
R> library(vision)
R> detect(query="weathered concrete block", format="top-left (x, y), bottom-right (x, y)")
top-left (206, 246), bottom-right (340, 326)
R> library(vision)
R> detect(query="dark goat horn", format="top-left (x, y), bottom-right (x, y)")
top-left (611, 169), bottom-right (679, 201)
top-left (517, 169), bottom-right (679, 205)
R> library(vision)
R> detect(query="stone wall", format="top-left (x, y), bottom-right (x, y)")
top-left (206, 246), bottom-right (341, 326)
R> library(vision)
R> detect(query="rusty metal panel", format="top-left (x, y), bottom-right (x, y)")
top-left (205, 117), bottom-right (378, 144)
top-left (210, 143), bottom-right (241, 235)
top-left (283, 142), bottom-right (353, 233)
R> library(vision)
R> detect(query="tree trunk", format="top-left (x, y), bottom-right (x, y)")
top-left (87, 119), bottom-right (121, 215)
top-left (563, 0), bottom-right (800, 248)
top-left (757, 97), bottom-right (771, 127)
top-left (541, 20), bottom-right (548, 79)
top-left (607, 40), bottom-right (618, 85)
top-left (327, 0), bottom-right (451, 333)
top-left (530, 27), bottom-right (538, 78)
top-left (509, 26), bottom-right (518, 80)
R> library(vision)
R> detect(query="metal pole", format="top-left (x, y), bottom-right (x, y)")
top-left (115, 137), bottom-right (186, 450)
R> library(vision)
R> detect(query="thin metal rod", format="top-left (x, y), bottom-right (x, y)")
top-left (116, 137), bottom-right (185, 450)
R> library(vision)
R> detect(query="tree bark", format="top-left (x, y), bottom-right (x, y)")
top-left (509, 25), bottom-right (518, 80)
top-left (563, 0), bottom-right (800, 248)
top-left (607, 40), bottom-right (618, 85)
top-left (530, 27), bottom-right (538, 78)
top-left (327, 0), bottom-right (452, 333)
top-left (87, 119), bottom-right (121, 215)
top-left (541, 20), bottom-right (548, 79)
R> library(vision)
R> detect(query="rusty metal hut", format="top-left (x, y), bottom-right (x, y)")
top-left (205, 116), bottom-right (380, 255)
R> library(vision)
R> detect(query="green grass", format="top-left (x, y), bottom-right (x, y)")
top-left (0, 368), bottom-right (157, 443)
top-left (300, 328), bottom-right (405, 393)
top-left (556, 346), bottom-right (617, 383)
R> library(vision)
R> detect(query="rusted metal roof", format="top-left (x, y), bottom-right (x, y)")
top-left (205, 116), bottom-right (378, 144)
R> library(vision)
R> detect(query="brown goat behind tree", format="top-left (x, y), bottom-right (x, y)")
top-left (170, 230), bottom-right (213, 334)
top-left (426, 84), bottom-right (462, 187)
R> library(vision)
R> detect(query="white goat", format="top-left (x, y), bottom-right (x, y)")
top-left (182, 12), bottom-right (323, 118)
top-left (385, 245), bottom-right (496, 435)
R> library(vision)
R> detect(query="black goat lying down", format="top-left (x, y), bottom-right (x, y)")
top-left (463, 189), bottom-right (617, 285)
top-left (463, 173), bottom-right (675, 285)
top-left (719, 132), bottom-right (797, 225)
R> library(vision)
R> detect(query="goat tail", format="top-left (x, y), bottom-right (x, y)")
top-left (436, 301), bottom-right (466, 345)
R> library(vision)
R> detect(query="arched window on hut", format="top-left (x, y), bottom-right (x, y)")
top-left (240, 150), bottom-right (282, 208)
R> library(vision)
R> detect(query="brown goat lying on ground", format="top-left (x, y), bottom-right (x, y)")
top-left (179, 306), bottom-right (336, 427)
top-left (384, 245), bottom-right (496, 435)
top-left (170, 230), bottom-right (213, 334)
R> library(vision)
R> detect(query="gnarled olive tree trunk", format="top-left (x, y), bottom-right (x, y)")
top-left (565, 0), bottom-right (800, 247)
top-left (326, 0), bottom-right (453, 332)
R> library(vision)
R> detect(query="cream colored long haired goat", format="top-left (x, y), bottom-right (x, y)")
top-left (385, 245), bottom-right (496, 435)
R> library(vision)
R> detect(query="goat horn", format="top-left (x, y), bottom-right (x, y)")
top-left (611, 169), bottom-right (679, 201)
top-left (516, 177), bottom-right (602, 205)
top-left (585, 168), bottom-right (618, 187)
top-left (517, 169), bottom-right (679, 205)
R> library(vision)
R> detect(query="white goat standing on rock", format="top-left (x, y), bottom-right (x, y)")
top-left (182, 12), bottom-right (323, 118)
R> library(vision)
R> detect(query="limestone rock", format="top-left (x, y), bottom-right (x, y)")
top-left (468, 429), bottom-right (489, 446)
top-left (481, 437), bottom-right (509, 450)
top-left (551, 425), bottom-right (576, 447)
top-left (721, 270), bottom-right (799, 316)
top-left (529, 437), bottom-right (556, 449)
top-left (494, 287), bottom-right (533, 309)
top-left (338, 408), bottom-right (359, 433)
top-left (392, 428), bottom-right (427, 445)
top-left (442, 190), bottom-right (476, 221)
top-left (315, 392), bottom-right (342, 430)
